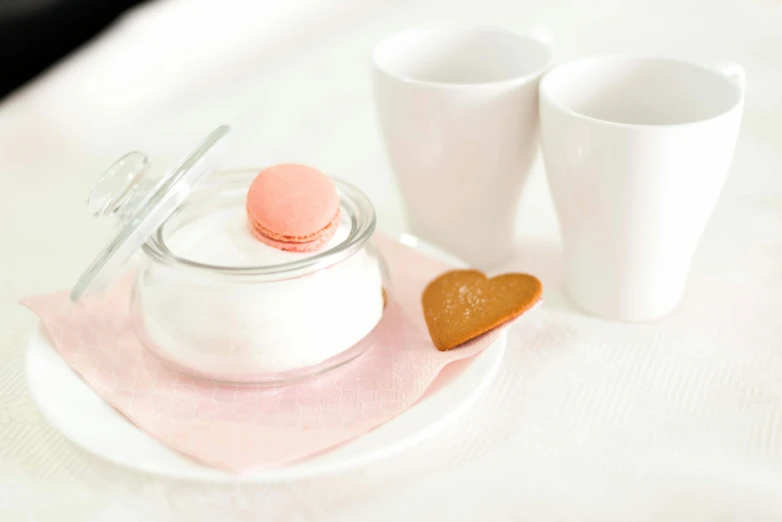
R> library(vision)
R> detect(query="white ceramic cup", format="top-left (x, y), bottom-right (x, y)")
top-left (540, 56), bottom-right (745, 321)
top-left (372, 28), bottom-right (554, 268)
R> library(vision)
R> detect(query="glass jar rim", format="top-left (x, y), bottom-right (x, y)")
top-left (141, 170), bottom-right (377, 282)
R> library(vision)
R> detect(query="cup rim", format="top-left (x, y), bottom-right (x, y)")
top-left (539, 54), bottom-right (744, 129)
top-left (371, 26), bottom-right (554, 89)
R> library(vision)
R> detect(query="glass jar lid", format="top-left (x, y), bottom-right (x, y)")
top-left (70, 126), bottom-right (231, 301)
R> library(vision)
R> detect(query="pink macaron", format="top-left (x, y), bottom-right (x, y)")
top-left (246, 164), bottom-right (341, 253)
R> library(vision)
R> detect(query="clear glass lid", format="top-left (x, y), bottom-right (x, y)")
top-left (70, 126), bottom-right (231, 301)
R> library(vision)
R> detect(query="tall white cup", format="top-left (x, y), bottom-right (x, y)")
top-left (373, 28), bottom-right (554, 268)
top-left (539, 56), bottom-right (745, 321)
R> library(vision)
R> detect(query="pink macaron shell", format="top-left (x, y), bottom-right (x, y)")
top-left (246, 164), bottom-right (340, 240)
top-left (249, 214), bottom-right (340, 253)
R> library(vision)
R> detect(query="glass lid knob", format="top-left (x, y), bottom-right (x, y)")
top-left (87, 151), bottom-right (151, 217)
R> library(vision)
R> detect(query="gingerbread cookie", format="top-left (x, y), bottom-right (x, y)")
top-left (422, 270), bottom-right (542, 351)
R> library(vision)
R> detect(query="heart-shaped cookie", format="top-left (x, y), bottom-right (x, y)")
top-left (422, 270), bottom-right (542, 351)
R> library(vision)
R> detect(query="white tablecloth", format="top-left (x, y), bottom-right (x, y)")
top-left (2, 0), bottom-right (782, 519)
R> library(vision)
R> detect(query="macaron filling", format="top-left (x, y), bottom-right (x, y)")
top-left (248, 208), bottom-right (341, 252)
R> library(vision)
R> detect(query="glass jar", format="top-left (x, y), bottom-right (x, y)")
top-left (129, 170), bottom-right (389, 385)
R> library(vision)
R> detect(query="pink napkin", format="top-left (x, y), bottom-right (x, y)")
top-left (22, 235), bottom-right (523, 473)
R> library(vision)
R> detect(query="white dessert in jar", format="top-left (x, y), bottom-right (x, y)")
top-left (131, 172), bottom-right (385, 382)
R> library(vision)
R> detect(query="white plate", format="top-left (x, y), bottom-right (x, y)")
top-left (25, 235), bottom-right (506, 482)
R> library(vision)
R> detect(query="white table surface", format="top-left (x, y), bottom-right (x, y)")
top-left (2, 0), bottom-right (782, 519)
